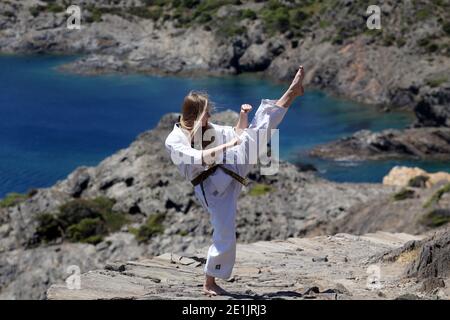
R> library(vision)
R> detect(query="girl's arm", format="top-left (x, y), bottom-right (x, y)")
top-left (202, 137), bottom-right (241, 166)
top-left (234, 104), bottom-right (253, 135)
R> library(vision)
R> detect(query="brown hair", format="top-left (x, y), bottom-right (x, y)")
top-left (180, 90), bottom-right (214, 140)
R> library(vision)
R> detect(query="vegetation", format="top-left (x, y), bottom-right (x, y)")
top-left (420, 209), bottom-right (450, 228)
top-left (443, 22), bottom-right (450, 35)
top-left (408, 175), bottom-right (429, 188)
top-left (426, 76), bottom-right (448, 88)
top-left (248, 183), bottom-right (274, 197)
top-left (423, 183), bottom-right (450, 209)
top-left (132, 213), bottom-right (165, 243)
top-left (33, 197), bottom-right (129, 245)
top-left (259, 0), bottom-right (311, 36)
top-left (0, 192), bottom-right (32, 208)
top-left (392, 188), bottom-right (415, 201)
top-left (29, 2), bottom-right (64, 17)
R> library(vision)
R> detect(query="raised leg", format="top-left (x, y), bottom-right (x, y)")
top-left (275, 65), bottom-right (305, 108)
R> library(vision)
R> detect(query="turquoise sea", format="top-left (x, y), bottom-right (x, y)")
top-left (1, 55), bottom-right (449, 198)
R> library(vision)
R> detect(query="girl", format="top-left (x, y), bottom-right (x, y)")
top-left (165, 66), bottom-right (305, 296)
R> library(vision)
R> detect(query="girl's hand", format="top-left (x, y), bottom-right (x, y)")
top-left (241, 104), bottom-right (252, 114)
top-left (227, 136), bottom-right (242, 148)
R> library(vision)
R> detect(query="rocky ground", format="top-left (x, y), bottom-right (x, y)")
top-left (46, 231), bottom-right (449, 300)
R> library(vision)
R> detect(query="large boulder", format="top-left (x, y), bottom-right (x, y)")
top-left (383, 166), bottom-right (450, 188)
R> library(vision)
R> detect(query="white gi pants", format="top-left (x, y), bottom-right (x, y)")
top-left (194, 99), bottom-right (288, 279)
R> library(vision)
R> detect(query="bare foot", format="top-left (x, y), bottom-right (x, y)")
top-left (288, 65), bottom-right (305, 97)
top-left (203, 282), bottom-right (228, 297)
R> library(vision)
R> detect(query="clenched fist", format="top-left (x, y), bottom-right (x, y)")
top-left (241, 104), bottom-right (253, 113)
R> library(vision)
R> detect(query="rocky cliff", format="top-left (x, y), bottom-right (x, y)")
top-left (1, 0), bottom-right (449, 116)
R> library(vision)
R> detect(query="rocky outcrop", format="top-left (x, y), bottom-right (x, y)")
top-left (414, 88), bottom-right (450, 127)
top-left (383, 166), bottom-right (450, 188)
top-left (309, 128), bottom-right (450, 161)
top-left (405, 228), bottom-right (450, 280)
top-left (375, 228), bottom-right (449, 295)
top-left (0, 0), bottom-right (449, 125)
top-left (0, 110), bottom-right (395, 299)
top-left (328, 180), bottom-right (450, 236)
top-left (47, 232), bottom-right (447, 300)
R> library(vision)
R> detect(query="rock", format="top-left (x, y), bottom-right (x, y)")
top-left (406, 229), bottom-right (450, 280)
top-left (414, 88), bottom-right (450, 128)
top-left (46, 232), bottom-right (445, 300)
top-left (420, 277), bottom-right (446, 293)
top-left (383, 166), bottom-right (450, 188)
top-left (312, 256), bottom-right (328, 263)
top-left (395, 293), bottom-right (421, 300)
top-left (238, 43), bottom-right (272, 72)
top-left (309, 128), bottom-right (450, 161)
top-left (329, 183), bottom-right (450, 235)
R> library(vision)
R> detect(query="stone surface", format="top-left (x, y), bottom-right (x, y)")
top-left (309, 128), bottom-right (450, 161)
top-left (383, 166), bottom-right (450, 188)
top-left (47, 232), bottom-right (446, 300)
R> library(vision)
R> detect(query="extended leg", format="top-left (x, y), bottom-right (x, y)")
top-left (228, 66), bottom-right (305, 176)
top-left (275, 65), bottom-right (304, 108)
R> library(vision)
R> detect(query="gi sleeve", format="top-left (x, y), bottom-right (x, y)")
top-left (165, 133), bottom-right (203, 166)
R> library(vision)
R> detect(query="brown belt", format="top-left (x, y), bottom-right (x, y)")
top-left (191, 164), bottom-right (248, 207)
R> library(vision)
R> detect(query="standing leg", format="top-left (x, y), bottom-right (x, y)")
top-left (200, 186), bottom-right (240, 296)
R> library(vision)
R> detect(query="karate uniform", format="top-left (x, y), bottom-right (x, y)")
top-left (165, 99), bottom-right (288, 279)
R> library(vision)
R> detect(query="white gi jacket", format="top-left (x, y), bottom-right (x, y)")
top-left (165, 99), bottom-right (287, 279)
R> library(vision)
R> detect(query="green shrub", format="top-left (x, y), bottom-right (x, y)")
top-left (416, 8), bottom-right (431, 21)
top-left (396, 37), bottom-right (407, 47)
top-left (443, 22), bottom-right (450, 35)
top-left (29, 6), bottom-right (45, 17)
top-left (241, 9), bottom-right (257, 20)
top-left (417, 38), bottom-right (430, 47)
top-left (135, 213), bottom-right (165, 242)
top-left (261, 6), bottom-right (290, 34)
top-left (420, 209), bottom-right (450, 228)
top-left (34, 213), bottom-right (62, 243)
top-left (0, 192), bottom-right (28, 208)
top-left (408, 175), bottom-right (429, 188)
top-left (426, 76), bottom-right (448, 88)
top-left (128, 6), bottom-right (163, 20)
top-left (249, 183), bottom-right (274, 196)
top-left (47, 3), bottom-right (64, 13)
top-left (319, 20), bottom-right (330, 29)
top-left (67, 218), bottom-right (106, 244)
top-left (427, 43), bottom-right (439, 53)
top-left (332, 35), bottom-right (344, 45)
top-left (33, 197), bottom-right (129, 245)
top-left (382, 34), bottom-right (396, 46)
top-left (392, 188), bottom-right (415, 201)
top-left (221, 24), bottom-right (247, 37)
top-left (423, 183), bottom-right (450, 208)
